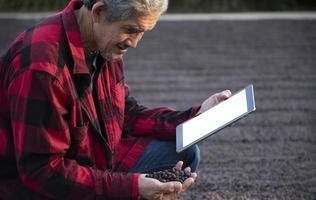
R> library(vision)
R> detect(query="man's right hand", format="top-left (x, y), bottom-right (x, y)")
top-left (138, 174), bottom-right (181, 200)
top-left (138, 161), bottom-right (197, 200)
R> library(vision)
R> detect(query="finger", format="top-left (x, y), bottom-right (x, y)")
top-left (159, 181), bottom-right (181, 193)
top-left (154, 193), bottom-right (163, 200)
top-left (161, 182), bottom-right (182, 200)
top-left (190, 172), bottom-right (197, 178)
top-left (182, 177), bottom-right (194, 191)
top-left (190, 172), bottom-right (197, 181)
top-left (162, 192), bottom-right (178, 200)
top-left (184, 167), bottom-right (191, 173)
top-left (216, 91), bottom-right (230, 102)
top-left (222, 90), bottom-right (232, 98)
top-left (184, 168), bottom-right (198, 181)
top-left (175, 161), bottom-right (183, 170)
top-left (172, 181), bottom-right (182, 193)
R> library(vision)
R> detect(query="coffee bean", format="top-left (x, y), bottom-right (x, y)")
top-left (145, 168), bottom-right (192, 183)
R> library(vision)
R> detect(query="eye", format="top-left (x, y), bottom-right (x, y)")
top-left (122, 26), bottom-right (145, 34)
top-left (123, 27), bottom-right (143, 34)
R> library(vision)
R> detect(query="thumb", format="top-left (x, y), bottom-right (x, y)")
top-left (218, 90), bottom-right (231, 100)
top-left (222, 90), bottom-right (232, 97)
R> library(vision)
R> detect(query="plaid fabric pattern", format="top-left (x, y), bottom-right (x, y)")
top-left (0, 0), bottom-right (200, 199)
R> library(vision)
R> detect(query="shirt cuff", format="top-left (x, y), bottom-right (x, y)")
top-left (132, 173), bottom-right (141, 200)
top-left (190, 105), bottom-right (201, 118)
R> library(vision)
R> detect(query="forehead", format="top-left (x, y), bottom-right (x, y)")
top-left (121, 13), bottom-right (160, 31)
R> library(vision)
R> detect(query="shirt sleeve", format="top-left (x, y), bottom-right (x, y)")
top-left (123, 84), bottom-right (200, 140)
top-left (8, 69), bottom-right (140, 200)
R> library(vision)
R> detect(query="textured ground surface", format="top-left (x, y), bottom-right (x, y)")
top-left (1, 18), bottom-right (315, 200)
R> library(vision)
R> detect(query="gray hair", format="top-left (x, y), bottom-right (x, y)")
top-left (83, 0), bottom-right (168, 21)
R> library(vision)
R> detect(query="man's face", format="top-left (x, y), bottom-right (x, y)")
top-left (93, 12), bottom-right (160, 60)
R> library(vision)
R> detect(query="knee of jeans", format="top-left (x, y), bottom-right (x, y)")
top-left (184, 144), bottom-right (200, 172)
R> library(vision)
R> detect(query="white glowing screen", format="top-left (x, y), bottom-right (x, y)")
top-left (176, 86), bottom-right (255, 152)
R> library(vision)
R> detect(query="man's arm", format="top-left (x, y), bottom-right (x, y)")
top-left (8, 69), bottom-right (139, 199)
top-left (123, 84), bottom-right (200, 140)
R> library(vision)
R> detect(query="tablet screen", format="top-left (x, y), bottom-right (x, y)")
top-left (176, 84), bottom-right (256, 152)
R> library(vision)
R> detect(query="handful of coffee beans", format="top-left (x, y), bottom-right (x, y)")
top-left (145, 167), bottom-right (191, 183)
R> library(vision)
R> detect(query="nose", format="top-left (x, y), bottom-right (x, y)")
top-left (127, 32), bottom-right (144, 48)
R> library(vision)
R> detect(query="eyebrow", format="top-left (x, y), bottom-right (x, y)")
top-left (123, 25), bottom-right (146, 32)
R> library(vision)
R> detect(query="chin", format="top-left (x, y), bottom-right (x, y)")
top-left (112, 54), bottom-right (124, 60)
top-left (101, 52), bottom-right (124, 61)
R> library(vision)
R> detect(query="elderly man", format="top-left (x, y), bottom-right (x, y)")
top-left (0, 0), bottom-right (231, 199)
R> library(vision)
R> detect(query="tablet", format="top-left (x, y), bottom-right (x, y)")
top-left (176, 84), bottom-right (256, 152)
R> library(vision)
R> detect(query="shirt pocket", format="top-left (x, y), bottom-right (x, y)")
top-left (66, 122), bottom-right (93, 166)
top-left (69, 122), bottom-right (88, 147)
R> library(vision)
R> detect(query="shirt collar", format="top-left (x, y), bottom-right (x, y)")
top-left (61, 0), bottom-right (90, 75)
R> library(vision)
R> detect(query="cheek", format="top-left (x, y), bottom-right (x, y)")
top-left (93, 27), bottom-right (104, 47)
top-left (109, 37), bottom-right (129, 50)
top-left (115, 33), bottom-right (130, 44)
top-left (93, 26), bottom-right (112, 48)
top-left (96, 36), bottom-right (112, 51)
top-left (94, 30), bottom-right (129, 51)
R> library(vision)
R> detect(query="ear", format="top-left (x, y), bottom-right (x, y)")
top-left (91, 1), bottom-right (107, 23)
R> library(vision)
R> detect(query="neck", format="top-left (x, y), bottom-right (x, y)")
top-left (75, 7), bottom-right (98, 54)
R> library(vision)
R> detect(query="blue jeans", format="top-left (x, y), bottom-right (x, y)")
top-left (129, 140), bottom-right (200, 173)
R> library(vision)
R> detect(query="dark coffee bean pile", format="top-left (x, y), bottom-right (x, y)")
top-left (145, 168), bottom-right (191, 183)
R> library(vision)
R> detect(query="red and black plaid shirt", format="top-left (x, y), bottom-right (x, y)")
top-left (0, 0), bottom-right (199, 199)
